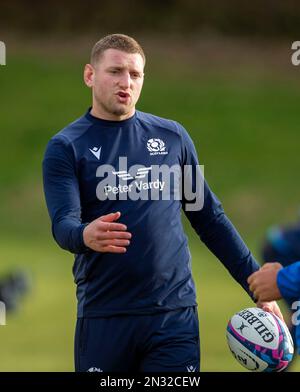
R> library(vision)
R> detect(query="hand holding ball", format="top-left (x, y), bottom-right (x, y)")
top-left (226, 307), bottom-right (294, 372)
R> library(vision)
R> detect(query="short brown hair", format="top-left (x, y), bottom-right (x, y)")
top-left (91, 34), bottom-right (146, 66)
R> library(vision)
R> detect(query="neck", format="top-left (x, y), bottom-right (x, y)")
top-left (90, 105), bottom-right (135, 121)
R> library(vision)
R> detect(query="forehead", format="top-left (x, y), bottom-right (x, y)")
top-left (100, 49), bottom-right (144, 71)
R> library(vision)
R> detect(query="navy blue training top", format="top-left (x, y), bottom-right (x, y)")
top-left (42, 108), bottom-right (259, 317)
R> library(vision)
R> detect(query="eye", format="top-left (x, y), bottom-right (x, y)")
top-left (130, 72), bottom-right (140, 79)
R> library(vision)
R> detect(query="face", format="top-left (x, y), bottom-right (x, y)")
top-left (84, 49), bottom-right (144, 121)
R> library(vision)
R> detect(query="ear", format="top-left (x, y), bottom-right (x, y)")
top-left (83, 64), bottom-right (94, 88)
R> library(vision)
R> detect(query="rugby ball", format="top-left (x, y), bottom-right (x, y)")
top-left (226, 307), bottom-right (294, 372)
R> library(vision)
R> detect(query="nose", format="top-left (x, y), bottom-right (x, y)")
top-left (119, 72), bottom-right (131, 89)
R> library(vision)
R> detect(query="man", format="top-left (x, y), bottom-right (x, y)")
top-left (43, 34), bottom-right (281, 372)
top-left (261, 219), bottom-right (300, 267)
top-left (248, 261), bottom-right (300, 303)
top-left (0, 270), bottom-right (30, 313)
top-left (258, 218), bottom-right (300, 356)
top-left (248, 261), bottom-right (300, 354)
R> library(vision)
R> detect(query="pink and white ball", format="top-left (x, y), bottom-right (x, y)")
top-left (226, 307), bottom-right (294, 372)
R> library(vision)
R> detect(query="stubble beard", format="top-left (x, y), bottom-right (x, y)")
top-left (95, 93), bottom-right (134, 118)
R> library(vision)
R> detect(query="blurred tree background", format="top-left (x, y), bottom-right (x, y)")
top-left (0, 0), bottom-right (299, 371)
top-left (1, 0), bottom-right (300, 37)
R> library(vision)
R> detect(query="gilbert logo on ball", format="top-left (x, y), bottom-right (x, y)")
top-left (226, 307), bottom-right (294, 372)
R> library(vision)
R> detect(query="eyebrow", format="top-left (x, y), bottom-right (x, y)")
top-left (107, 66), bottom-right (143, 75)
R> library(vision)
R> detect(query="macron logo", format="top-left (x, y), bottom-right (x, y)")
top-left (187, 365), bottom-right (196, 372)
top-left (89, 146), bottom-right (102, 160)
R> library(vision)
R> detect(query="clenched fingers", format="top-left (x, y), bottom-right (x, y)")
top-left (97, 231), bottom-right (132, 240)
top-left (99, 239), bottom-right (130, 247)
top-left (101, 245), bottom-right (127, 253)
top-left (99, 221), bottom-right (128, 231)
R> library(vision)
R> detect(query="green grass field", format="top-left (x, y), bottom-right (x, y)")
top-left (0, 47), bottom-right (300, 371)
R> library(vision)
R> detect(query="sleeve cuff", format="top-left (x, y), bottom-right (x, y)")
top-left (277, 267), bottom-right (292, 301)
top-left (76, 223), bottom-right (91, 254)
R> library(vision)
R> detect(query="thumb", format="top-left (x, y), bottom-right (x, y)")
top-left (99, 211), bottom-right (121, 223)
top-left (262, 262), bottom-right (282, 269)
top-left (262, 305), bottom-right (272, 313)
top-left (261, 263), bottom-right (273, 270)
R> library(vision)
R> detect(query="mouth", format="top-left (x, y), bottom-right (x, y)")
top-left (116, 91), bottom-right (131, 104)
